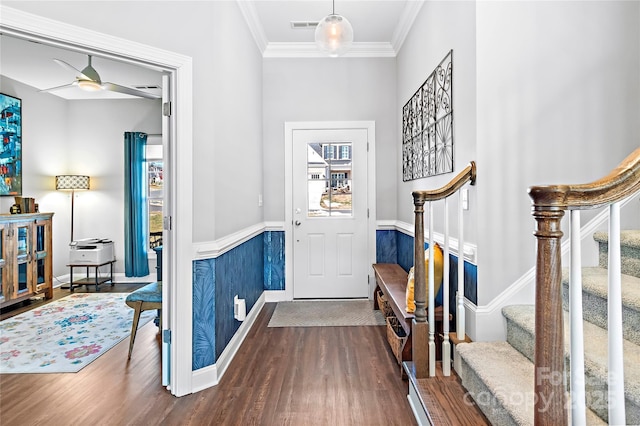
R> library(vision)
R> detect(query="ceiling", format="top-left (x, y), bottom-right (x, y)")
top-left (0, 0), bottom-right (422, 100)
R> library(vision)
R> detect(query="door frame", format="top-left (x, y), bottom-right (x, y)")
top-left (0, 6), bottom-right (194, 396)
top-left (284, 121), bottom-right (377, 300)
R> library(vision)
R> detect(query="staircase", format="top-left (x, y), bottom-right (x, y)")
top-left (457, 230), bottom-right (640, 425)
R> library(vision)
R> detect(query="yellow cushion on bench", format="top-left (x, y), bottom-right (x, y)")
top-left (406, 243), bottom-right (444, 313)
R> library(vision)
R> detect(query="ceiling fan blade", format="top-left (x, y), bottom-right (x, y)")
top-left (102, 82), bottom-right (161, 99)
top-left (53, 58), bottom-right (92, 80)
top-left (39, 81), bottom-right (78, 92)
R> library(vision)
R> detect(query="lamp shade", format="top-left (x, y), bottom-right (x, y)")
top-left (315, 14), bottom-right (353, 57)
top-left (56, 175), bottom-right (90, 190)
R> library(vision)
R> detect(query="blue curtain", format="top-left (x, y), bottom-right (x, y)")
top-left (124, 132), bottom-right (150, 277)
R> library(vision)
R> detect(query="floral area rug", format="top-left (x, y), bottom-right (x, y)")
top-left (0, 293), bottom-right (155, 373)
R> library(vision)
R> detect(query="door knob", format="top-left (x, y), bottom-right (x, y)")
top-left (295, 220), bottom-right (301, 226)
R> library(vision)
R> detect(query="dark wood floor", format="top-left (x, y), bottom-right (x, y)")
top-left (1, 297), bottom-right (418, 425)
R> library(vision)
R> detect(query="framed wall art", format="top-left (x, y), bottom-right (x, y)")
top-left (402, 50), bottom-right (454, 181)
top-left (0, 93), bottom-right (22, 196)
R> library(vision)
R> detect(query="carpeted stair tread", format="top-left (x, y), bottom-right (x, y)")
top-left (457, 341), bottom-right (533, 425)
top-left (594, 230), bottom-right (640, 250)
top-left (561, 267), bottom-right (640, 345)
top-left (456, 341), bottom-right (605, 426)
top-left (593, 230), bottom-right (640, 278)
top-left (561, 267), bottom-right (640, 309)
top-left (503, 304), bottom-right (640, 422)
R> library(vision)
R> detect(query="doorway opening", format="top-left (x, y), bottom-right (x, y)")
top-left (0, 8), bottom-right (194, 396)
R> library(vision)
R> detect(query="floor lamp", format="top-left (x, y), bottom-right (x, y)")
top-left (56, 175), bottom-right (90, 242)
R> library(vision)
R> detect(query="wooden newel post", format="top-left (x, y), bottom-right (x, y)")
top-left (413, 193), bottom-right (429, 378)
top-left (531, 206), bottom-right (568, 426)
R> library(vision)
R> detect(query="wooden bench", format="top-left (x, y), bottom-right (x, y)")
top-left (372, 263), bottom-right (448, 375)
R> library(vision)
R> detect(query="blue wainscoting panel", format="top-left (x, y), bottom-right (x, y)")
top-left (192, 234), bottom-right (266, 370)
top-left (376, 230), bottom-right (397, 264)
top-left (264, 231), bottom-right (285, 291)
top-left (192, 258), bottom-right (216, 370)
top-left (377, 228), bottom-right (478, 333)
top-left (214, 235), bottom-right (264, 359)
top-left (396, 231), bottom-right (414, 273)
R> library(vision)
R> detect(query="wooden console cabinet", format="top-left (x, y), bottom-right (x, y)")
top-left (0, 213), bottom-right (54, 309)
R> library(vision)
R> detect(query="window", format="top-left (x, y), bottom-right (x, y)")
top-left (340, 145), bottom-right (350, 159)
top-left (331, 172), bottom-right (348, 189)
top-left (323, 145), bottom-right (335, 160)
top-left (308, 142), bottom-right (352, 217)
top-left (145, 143), bottom-right (163, 249)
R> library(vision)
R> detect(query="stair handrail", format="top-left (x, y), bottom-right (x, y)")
top-left (413, 161), bottom-right (477, 203)
top-left (528, 147), bottom-right (640, 426)
top-left (528, 147), bottom-right (640, 210)
top-left (412, 161), bottom-right (476, 378)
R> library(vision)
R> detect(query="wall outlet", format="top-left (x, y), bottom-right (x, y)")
top-left (234, 295), bottom-right (246, 321)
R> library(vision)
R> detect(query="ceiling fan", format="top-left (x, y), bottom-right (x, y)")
top-left (41, 55), bottom-right (160, 99)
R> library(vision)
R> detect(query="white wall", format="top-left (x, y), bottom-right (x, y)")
top-left (209, 2), bottom-right (264, 240)
top-left (395, 1), bottom-right (639, 340)
top-left (475, 0), bottom-right (640, 305)
top-left (395, 0), bottom-right (478, 244)
top-left (0, 75), bottom-right (160, 278)
top-left (1, 76), bottom-right (69, 277)
top-left (64, 99), bottom-right (161, 273)
top-left (262, 58), bottom-right (397, 222)
top-left (4, 0), bottom-right (265, 242)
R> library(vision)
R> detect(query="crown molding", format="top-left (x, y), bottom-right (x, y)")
top-left (237, 0), bottom-right (424, 58)
top-left (236, 0), bottom-right (268, 54)
top-left (263, 41), bottom-right (396, 58)
top-left (390, 0), bottom-right (425, 53)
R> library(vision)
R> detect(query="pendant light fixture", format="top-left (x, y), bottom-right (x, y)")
top-left (315, 0), bottom-right (353, 57)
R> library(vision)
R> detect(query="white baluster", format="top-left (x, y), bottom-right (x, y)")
top-left (456, 189), bottom-right (465, 341)
top-left (570, 210), bottom-right (587, 425)
top-left (442, 198), bottom-right (451, 376)
top-left (608, 202), bottom-right (626, 425)
top-left (428, 201), bottom-right (436, 377)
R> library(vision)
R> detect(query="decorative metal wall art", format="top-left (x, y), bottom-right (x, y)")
top-left (402, 50), bottom-right (454, 181)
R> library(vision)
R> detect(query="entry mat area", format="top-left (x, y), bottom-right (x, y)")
top-left (268, 300), bottom-right (386, 327)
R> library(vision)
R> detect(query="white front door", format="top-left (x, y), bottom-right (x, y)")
top-left (292, 128), bottom-right (369, 299)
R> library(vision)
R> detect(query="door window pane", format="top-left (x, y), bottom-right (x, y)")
top-left (307, 142), bottom-right (352, 217)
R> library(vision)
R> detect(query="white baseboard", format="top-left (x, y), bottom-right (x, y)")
top-left (264, 290), bottom-right (288, 303)
top-left (191, 292), bottom-right (266, 393)
top-left (191, 363), bottom-right (218, 394)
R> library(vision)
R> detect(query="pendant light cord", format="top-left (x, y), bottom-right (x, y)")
top-left (332, 0), bottom-right (335, 14)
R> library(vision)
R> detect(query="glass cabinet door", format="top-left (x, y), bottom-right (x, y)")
top-left (17, 224), bottom-right (30, 294)
top-left (35, 221), bottom-right (48, 284)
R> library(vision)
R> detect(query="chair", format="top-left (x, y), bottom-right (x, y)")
top-left (125, 281), bottom-right (162, 359)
